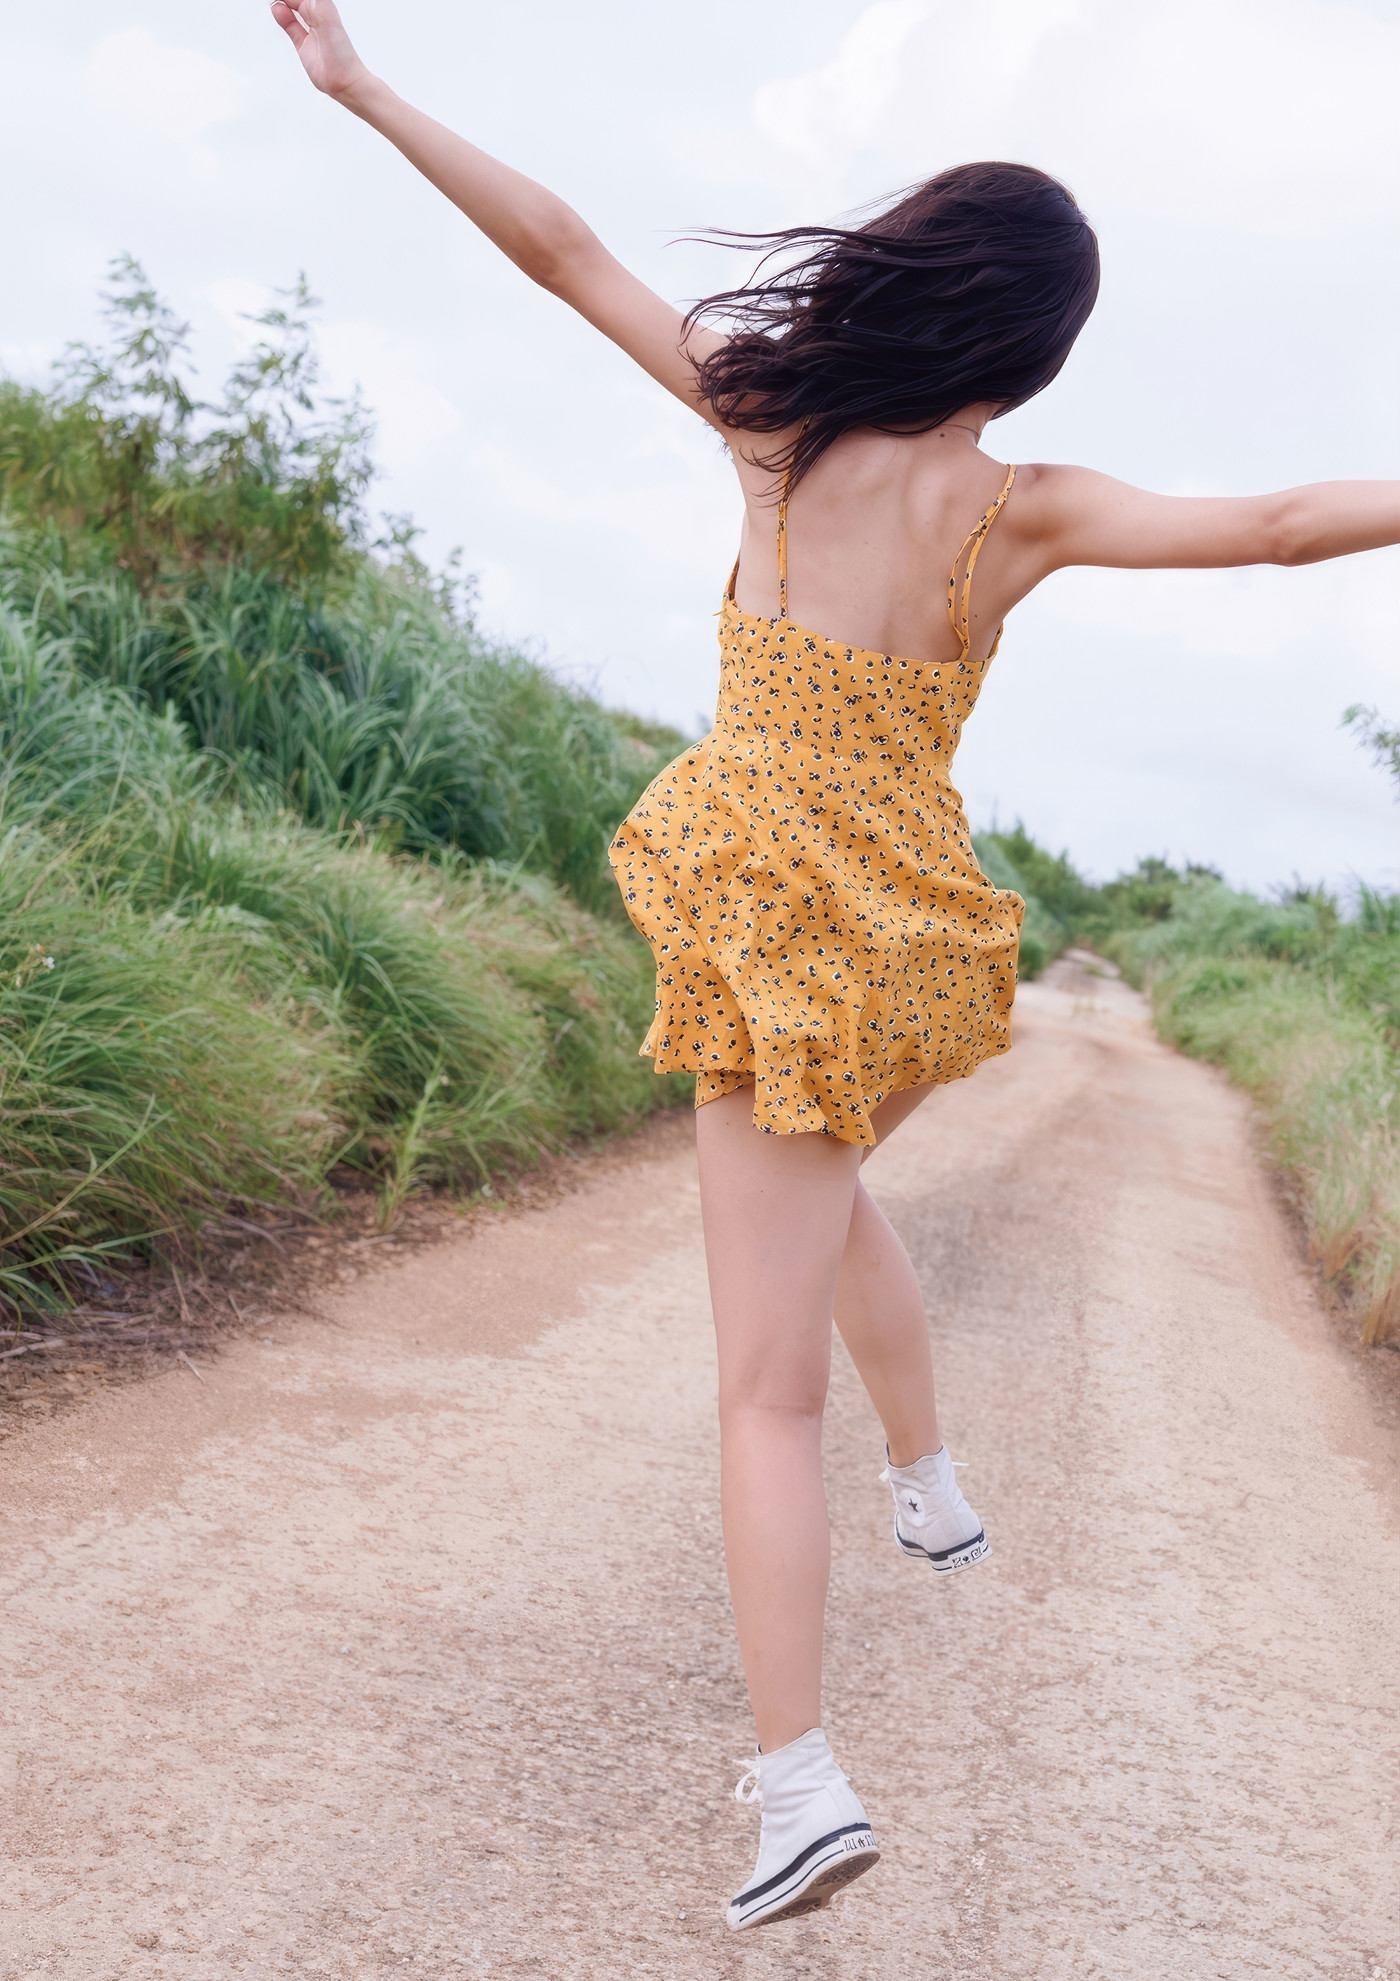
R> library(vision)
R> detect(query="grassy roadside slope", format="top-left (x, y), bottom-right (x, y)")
top-left (0, 264), bottom-right (687, 1326)
top-left (976, 817), bottom-right (1399, 1343)
top-left (1101, 881), bottom-right (1399, 1342)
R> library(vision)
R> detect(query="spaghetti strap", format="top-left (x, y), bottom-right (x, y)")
top-left (774, 423), bottom-right (810, 620)
top-left (725, 470), bottom-right (791, 615)
top-left (728, 425), bottom-right (804, 618)
top-left (947, 464), bottom-right (1017, 656)
top-left (776, 473), bottom-right (792, 620)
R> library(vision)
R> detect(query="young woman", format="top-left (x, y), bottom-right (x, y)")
top-left (274, 1), bottom-right (1400, 1931)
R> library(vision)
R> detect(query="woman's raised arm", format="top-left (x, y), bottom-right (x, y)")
top-left (270, 0), bottom-right (725, 420)
top-left (1027, 464), bottom-right (1400, 572)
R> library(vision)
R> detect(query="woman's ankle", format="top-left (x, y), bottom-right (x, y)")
top-left (753, 1707), bottom-right (824, 1754)
top-left (884, 1431), bottom-right (941, 1468)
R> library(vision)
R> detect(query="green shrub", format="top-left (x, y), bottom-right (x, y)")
top-left (0, 260), bottom-right (372, 591)
top-left (972, 828), bottom-right (1073, 980)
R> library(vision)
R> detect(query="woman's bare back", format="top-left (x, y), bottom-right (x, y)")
top-left (730, 415), bottom-right (1032, 670)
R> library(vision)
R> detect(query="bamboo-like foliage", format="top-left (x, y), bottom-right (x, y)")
top-left (0, 257), bottom-right (372, 590)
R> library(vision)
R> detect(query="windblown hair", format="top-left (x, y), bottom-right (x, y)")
top-left (685, 162), bottom-right (1100, 489)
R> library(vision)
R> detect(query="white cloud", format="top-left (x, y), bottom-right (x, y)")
top-left (200, 294), bottom-right (466, 479)
top-left (751, 2), bottom-right (930, 173)
top-left (80, 31), bottom-right (245, 177)
top-left (0, 341), bottom-right (57, 386)
top-left (1031, 0), bottom-right (1400, 235)
top-left (745, 0), bottom-right (1399, 236)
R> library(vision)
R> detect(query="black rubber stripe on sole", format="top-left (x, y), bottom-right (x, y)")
top-left (734, 1823), bottom-right (876, 1909)
top-left (737, 1843), bottom-right (880, 1927)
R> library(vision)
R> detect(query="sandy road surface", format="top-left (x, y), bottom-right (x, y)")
top-left (1, 955), bottom-right (1396, 1981)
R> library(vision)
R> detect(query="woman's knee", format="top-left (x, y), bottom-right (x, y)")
top-left (719, 1346), bottom-right (830, 1422)
top-left (720, 1390), bottom-right (829, 1439)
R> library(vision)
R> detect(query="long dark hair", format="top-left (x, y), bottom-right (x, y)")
top-left (685, 162), bottom-right (1099, 489)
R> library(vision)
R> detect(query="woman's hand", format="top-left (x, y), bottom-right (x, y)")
top-left (268, 2), bottom-right (727, 425)
top-left (270, 0), bottom-right (371, 103)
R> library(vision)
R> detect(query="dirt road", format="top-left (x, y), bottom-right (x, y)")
top-left (2, 955), bottom-right (1396, 1980)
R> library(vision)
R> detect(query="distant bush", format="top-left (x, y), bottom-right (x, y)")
top-left (972, 823), bottom-right (1090, 979)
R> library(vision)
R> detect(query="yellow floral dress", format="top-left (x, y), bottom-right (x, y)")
top-left (608, 465), bottom-right (1024, 1146)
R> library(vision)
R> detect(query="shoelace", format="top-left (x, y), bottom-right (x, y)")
top-left (732, 1758), bottom-right (762, 1806)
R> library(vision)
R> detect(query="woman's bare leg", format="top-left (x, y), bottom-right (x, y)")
top-left (695, 1085), bottom-right (863, 1755)
top-left (833, 1084), bottom-right (942, 1467)
top-left (833, 1180), bottom-right (941, 1467)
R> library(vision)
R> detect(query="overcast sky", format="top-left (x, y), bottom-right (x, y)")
top-left (3, 0), bottom-right (1397, 888)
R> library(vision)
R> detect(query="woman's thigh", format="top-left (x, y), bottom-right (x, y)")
top-left (694, 1084), bottom-right (863, 1409)
top-left (862, 1081), bottom-right (940, 1157)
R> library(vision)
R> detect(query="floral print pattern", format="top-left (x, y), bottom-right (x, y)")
top-left (609, 466), bottom-right (1024, 1146)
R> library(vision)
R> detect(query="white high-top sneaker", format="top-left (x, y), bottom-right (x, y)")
top-left (881, 1445), bottom-right (990, 1574)
top-left (726, 1728), bottom-right (878, 1930)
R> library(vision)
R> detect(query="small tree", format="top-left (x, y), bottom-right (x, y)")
top-left (1342, 703), bottom-right (1400, 799)
top-left (0, 254), bottom-right (374, 590)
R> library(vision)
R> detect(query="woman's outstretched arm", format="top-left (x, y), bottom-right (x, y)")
top-left (1025, 465), bottom-right (1400, 572)
top-left (270, 0), bottom-right (725, 419)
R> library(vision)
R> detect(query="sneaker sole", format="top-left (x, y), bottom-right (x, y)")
top-left (727, 1828), bottom-right (879, 1930)
top-left (893, 1513), bottom-right (991, 1575)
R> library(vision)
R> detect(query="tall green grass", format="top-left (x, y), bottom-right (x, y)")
top-left (0, 264), bottom-right (689, 1320)
top-left (0, 602), bottom-right (685, 1311)
top-left (1151, 957), bottom-right (1397, 1339)
top-left (8, 546), bottom-right (673, 913)
top-left (0, 822), bottom-right (342, 1316)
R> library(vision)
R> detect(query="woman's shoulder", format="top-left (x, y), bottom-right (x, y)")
top-left (996, 460), bottom-right (1095, 550)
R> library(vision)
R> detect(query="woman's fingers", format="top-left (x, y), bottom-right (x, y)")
top-left (271, 0), bottom-right (369, 99)
top-left (296, 0), bottom-right (346, 28)
top-left (269, 3), bottom-right (308, 48)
